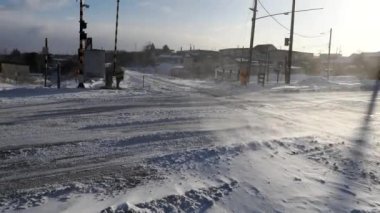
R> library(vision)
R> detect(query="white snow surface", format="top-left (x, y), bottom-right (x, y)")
top-left (1, 71), bottom-right (380, 213)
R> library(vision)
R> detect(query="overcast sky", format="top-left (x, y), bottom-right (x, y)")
top-left (0, 0), bottom-right (379, 56)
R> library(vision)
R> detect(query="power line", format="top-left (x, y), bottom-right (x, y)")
top-left (257, 0), bottom-right (326, 39)
top-left (301, 43), bottom-right (329, 48)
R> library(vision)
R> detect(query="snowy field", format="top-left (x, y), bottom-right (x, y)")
top-left (1, 71), bottom-right (380, 212)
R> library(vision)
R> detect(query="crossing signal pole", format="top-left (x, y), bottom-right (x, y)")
top-left (78, 0), bottom-right (89, 88)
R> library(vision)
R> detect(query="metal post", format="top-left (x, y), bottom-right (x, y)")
top-left (327, 28), bottom-right (332, 80)
top-left (113, 0), bottom-right (120, 88)
top-left (286, 0), bottom-right (296, 84)
top-left (247, 0), bottom-right (258, 80)
top-left (44, 38), bottom-right (48, 87)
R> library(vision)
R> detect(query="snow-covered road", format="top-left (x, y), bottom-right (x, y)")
top-left (1, 71), bottom-right (380, 212)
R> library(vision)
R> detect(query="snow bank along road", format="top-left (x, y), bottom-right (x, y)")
top-left (1, 72), bottom-right (380, 212)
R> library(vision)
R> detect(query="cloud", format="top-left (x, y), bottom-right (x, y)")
top-left (0, 9), bottom-right (78, 53)
top-left (65, 16), bottom-right (76, 21)
top-left (25, 0), bottom-right (70, 10)
top-left (161, 6), bottom-right (173, 14)
top-left (137, 1), bottom-right (173, 14)
top-left (0, 0), bottom-right (78, 53)
top-left (138, 1), bottom-right (154, 8)
top-left (1, 0), bottom-right (70, 11)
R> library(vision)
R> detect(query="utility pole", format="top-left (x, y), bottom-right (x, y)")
top-left (247, 0), bottom-right (258, 80)
top-left (78, 0), bottom-right (89, 88)
top-left (266, 47), bottom-right (270, 83)
top-left (44, 38), bottom-right (48, 87)
top-left (241, 47), bottom-right (244, 63)
top-left (112, 0), bottom-right (120, 88)
top-left (283, 56), bottom-right (288, 83)
top-left (237, 46), bottom-right (244, 81)
top-left (327, 28), bottom-right (332, 80)
top-left (57, 63), bottom-right (61, 89)
top-left (286, 0), bottom-right (296, 84)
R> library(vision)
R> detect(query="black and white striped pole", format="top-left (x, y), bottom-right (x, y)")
top-left (78, 0), bottom-right (89, 88)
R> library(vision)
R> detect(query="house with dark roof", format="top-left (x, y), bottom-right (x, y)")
top-left (219, 44), bottom-right (314, 75)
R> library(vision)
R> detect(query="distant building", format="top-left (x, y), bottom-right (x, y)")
top-left (319, 53), bottom-right (342, 61)
top-left (157, 54), bottom-right (183, 64)
top-left (169, 50), bottom-right (219, 78)
top-left (177, 50), bottom-right (219, 57)
top-left (219, 48), bottom-right (249, 59)
top-left (316, 51), bottom-right (380, 78)
top-left (349, 52), bottom-right (380, 78)
top-left (361, 52), bottom-right (380, 69)
top-left (154, 54), bottom-right (185, 76)
top-left (319, 54), bottom-right (343, 73)
top-left (174, 50), bottom-right (219, 78)
top-left (0, 62), bottom-right (31, 82)
top-left (219, 44), bottom-right (314, 76)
